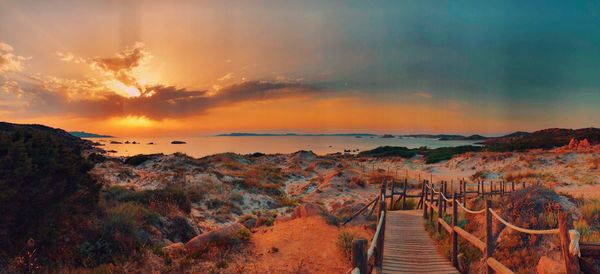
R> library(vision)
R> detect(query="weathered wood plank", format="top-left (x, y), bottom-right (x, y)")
top-left (454, 226), bottom-right (485, 252)
top-left (487, 257), bottom-right (515, 274)
top-left (382, 210), bottom-right (460, 274)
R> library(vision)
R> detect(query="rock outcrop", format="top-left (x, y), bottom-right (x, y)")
top-left (184, 223), bottom-right (247, 254)
top-left (291, 203), bottom-right (325, 219)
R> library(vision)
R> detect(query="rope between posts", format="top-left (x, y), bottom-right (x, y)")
top-left (367, 210), bottom-right (386, 258)
top-left (488, 209), bottom-right (560, 235)
top-left (440, 192), bottom-right (451, 202)
top-left (455, 201), bottom-right (486, 214)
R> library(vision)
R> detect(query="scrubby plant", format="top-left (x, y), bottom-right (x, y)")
top-left (104, 185), bottom-right (192, 214)
top-left (123, 153), bottom-right (163, 166)
top-left (393, 198), bottom-right (417, 210)
top-left (0, 123), bottom-right (101, 268)
top-left (166, 216), bottom-right (197, 243)
top-left (336, 230), bottom-right (358, 260)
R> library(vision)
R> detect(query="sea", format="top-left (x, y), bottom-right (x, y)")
top-left (88, 136), bottom-right (480, 158)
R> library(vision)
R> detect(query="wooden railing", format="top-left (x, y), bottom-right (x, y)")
top-left (348, 182), bottom-right (388, 274)
top-left (346, 178), bottom-right (600, 274)
top-left (422, 181), bottom-right (600, 274)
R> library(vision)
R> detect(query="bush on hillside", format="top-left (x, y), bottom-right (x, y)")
top-left (105, 185), bottom-right (192, 214)
top-left (357, 145), bottom-right (481, 163)
top-left (0, 124), bottom-right (101, 266)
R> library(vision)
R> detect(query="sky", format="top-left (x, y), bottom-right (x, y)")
top-left (1, 0), bottom-right (599, 136)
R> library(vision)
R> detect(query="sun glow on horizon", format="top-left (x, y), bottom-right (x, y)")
top-left (112, 115), bottom-right (154, 128)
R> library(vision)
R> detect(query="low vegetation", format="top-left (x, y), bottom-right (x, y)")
top-left (358, 145), bottom-right (482, 163)
top-left (0, 123), bottom-right (101, 270)
top-left (336, 230), bottom-right (358, 261)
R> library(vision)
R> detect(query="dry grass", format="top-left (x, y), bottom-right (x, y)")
top-left (336, 230), bottom-right (358, 261)
top-left (576, 199), bottom-right (600, 243)
top-left (588, 158), bottom-right (600, 170)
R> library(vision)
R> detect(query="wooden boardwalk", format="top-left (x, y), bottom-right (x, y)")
top-left (382, 210), bottom-right (460, 274)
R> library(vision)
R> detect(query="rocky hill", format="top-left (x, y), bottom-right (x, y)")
top-left (485, 127), bottom-right (600, 151)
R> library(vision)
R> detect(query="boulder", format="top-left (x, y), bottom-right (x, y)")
top-left (568, 138), bottom-right (579, 150)
top-left (578, 138), bottom-right (591, 151)
top-left (536, 255), bottom-right (565, 274)
top-left (184, 223), bottom-right (247, 254)
top-left (241, 217), bottom-right (257, 229)
top-left (291, 203), bottom-right (325, 219)
top-left (162, 242), bottom-right (186, 259)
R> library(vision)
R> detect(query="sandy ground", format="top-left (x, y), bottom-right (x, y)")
top-left (556, 184), bottom-right (600, 199)
top-left (248, 216), bottom-right (371, 274)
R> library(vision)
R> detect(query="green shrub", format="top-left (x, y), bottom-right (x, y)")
top-left (104, 186), bottom-right (192, 214)
top-left (0, 123), bottom-right (101, 265)
top-left (123, 154), bottom-right (162, 166)
top-left (166, 217), bottom-right (197, 243)
top-left (357, 145), bottom-right (481, 163)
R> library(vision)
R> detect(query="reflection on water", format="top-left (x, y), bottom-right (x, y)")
top-left (89, 136), bottom-right (479, 158)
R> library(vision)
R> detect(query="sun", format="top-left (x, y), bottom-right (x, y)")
top-left (107, 81), bottom-right (141, 97)
top-left (112, 115), bottom-right (154, 127)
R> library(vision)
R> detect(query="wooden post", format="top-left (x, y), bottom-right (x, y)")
top-left (522, 182), bottom-right (525, 189)
top-left (391, 179), bottom-right (395, 209)
top-left (402, 177), bottom-right (407, 210)
top-left (423, 181), bottom-right (429, 219)
top-left (376, 200), bottom-right (387, 269)
top-left (352, 238), bottom-right (368, 274)
top-left (442, 181), bottom-right (447, 213)
top-left (558, 212), bottom-right (580, 274)
top-left (477, 180), bottom-right (481, 195)
top-left (452, 193), bottom-right (459, 268)
top-left (482, 181), bottom-right (486, 199)
top-left (512, 181), bottom-right (515, 192)
top-left (430, 184), bottom-right (434, 223)
top-left (485, 200), bottom-right (494, 274)
top-left (462, 181), bottom-right (467, 204)
top-left (437, 191), bottom-right (443, 234)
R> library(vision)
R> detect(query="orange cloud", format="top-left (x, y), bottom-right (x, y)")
top-left (90, 42), bottom-right (153, 96)
top-left (0, 41), bottom-right (28, 73)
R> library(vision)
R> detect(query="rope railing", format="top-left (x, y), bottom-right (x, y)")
top-left (367, 210), bottom-right (386, 258)
top-left (440, 192), bottom-right (452, 202)
top-left (420, 180), bottom-right (586, 274)
top-left (455, 201), bottom-right (486, 214)
top-left (488, 208), bottom-right (560, 235)
top-left (350, 184), bottom-right (388, 274)
top-left (342, 196), bottom-right (379, 225)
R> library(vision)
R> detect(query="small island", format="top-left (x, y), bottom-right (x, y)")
top-left (171, 140), bottom-right (187, 144)
top-left (217, 132), bottom-right (377, 137)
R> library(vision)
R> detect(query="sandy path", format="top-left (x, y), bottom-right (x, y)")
top-left (249, 216), bottom-right (371, 273)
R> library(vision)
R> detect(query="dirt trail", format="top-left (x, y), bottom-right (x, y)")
top-left (249, 216), bottom-right (371, 273)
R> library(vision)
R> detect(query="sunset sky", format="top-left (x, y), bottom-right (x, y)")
top-left (1, 1), bottom-right (600, 137)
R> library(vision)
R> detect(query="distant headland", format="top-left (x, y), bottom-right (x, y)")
top-left (69, 131), bottom-right (114, 138)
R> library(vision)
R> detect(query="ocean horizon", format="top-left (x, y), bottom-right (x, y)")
top-left (90, 135), bottom-right (480, 158)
